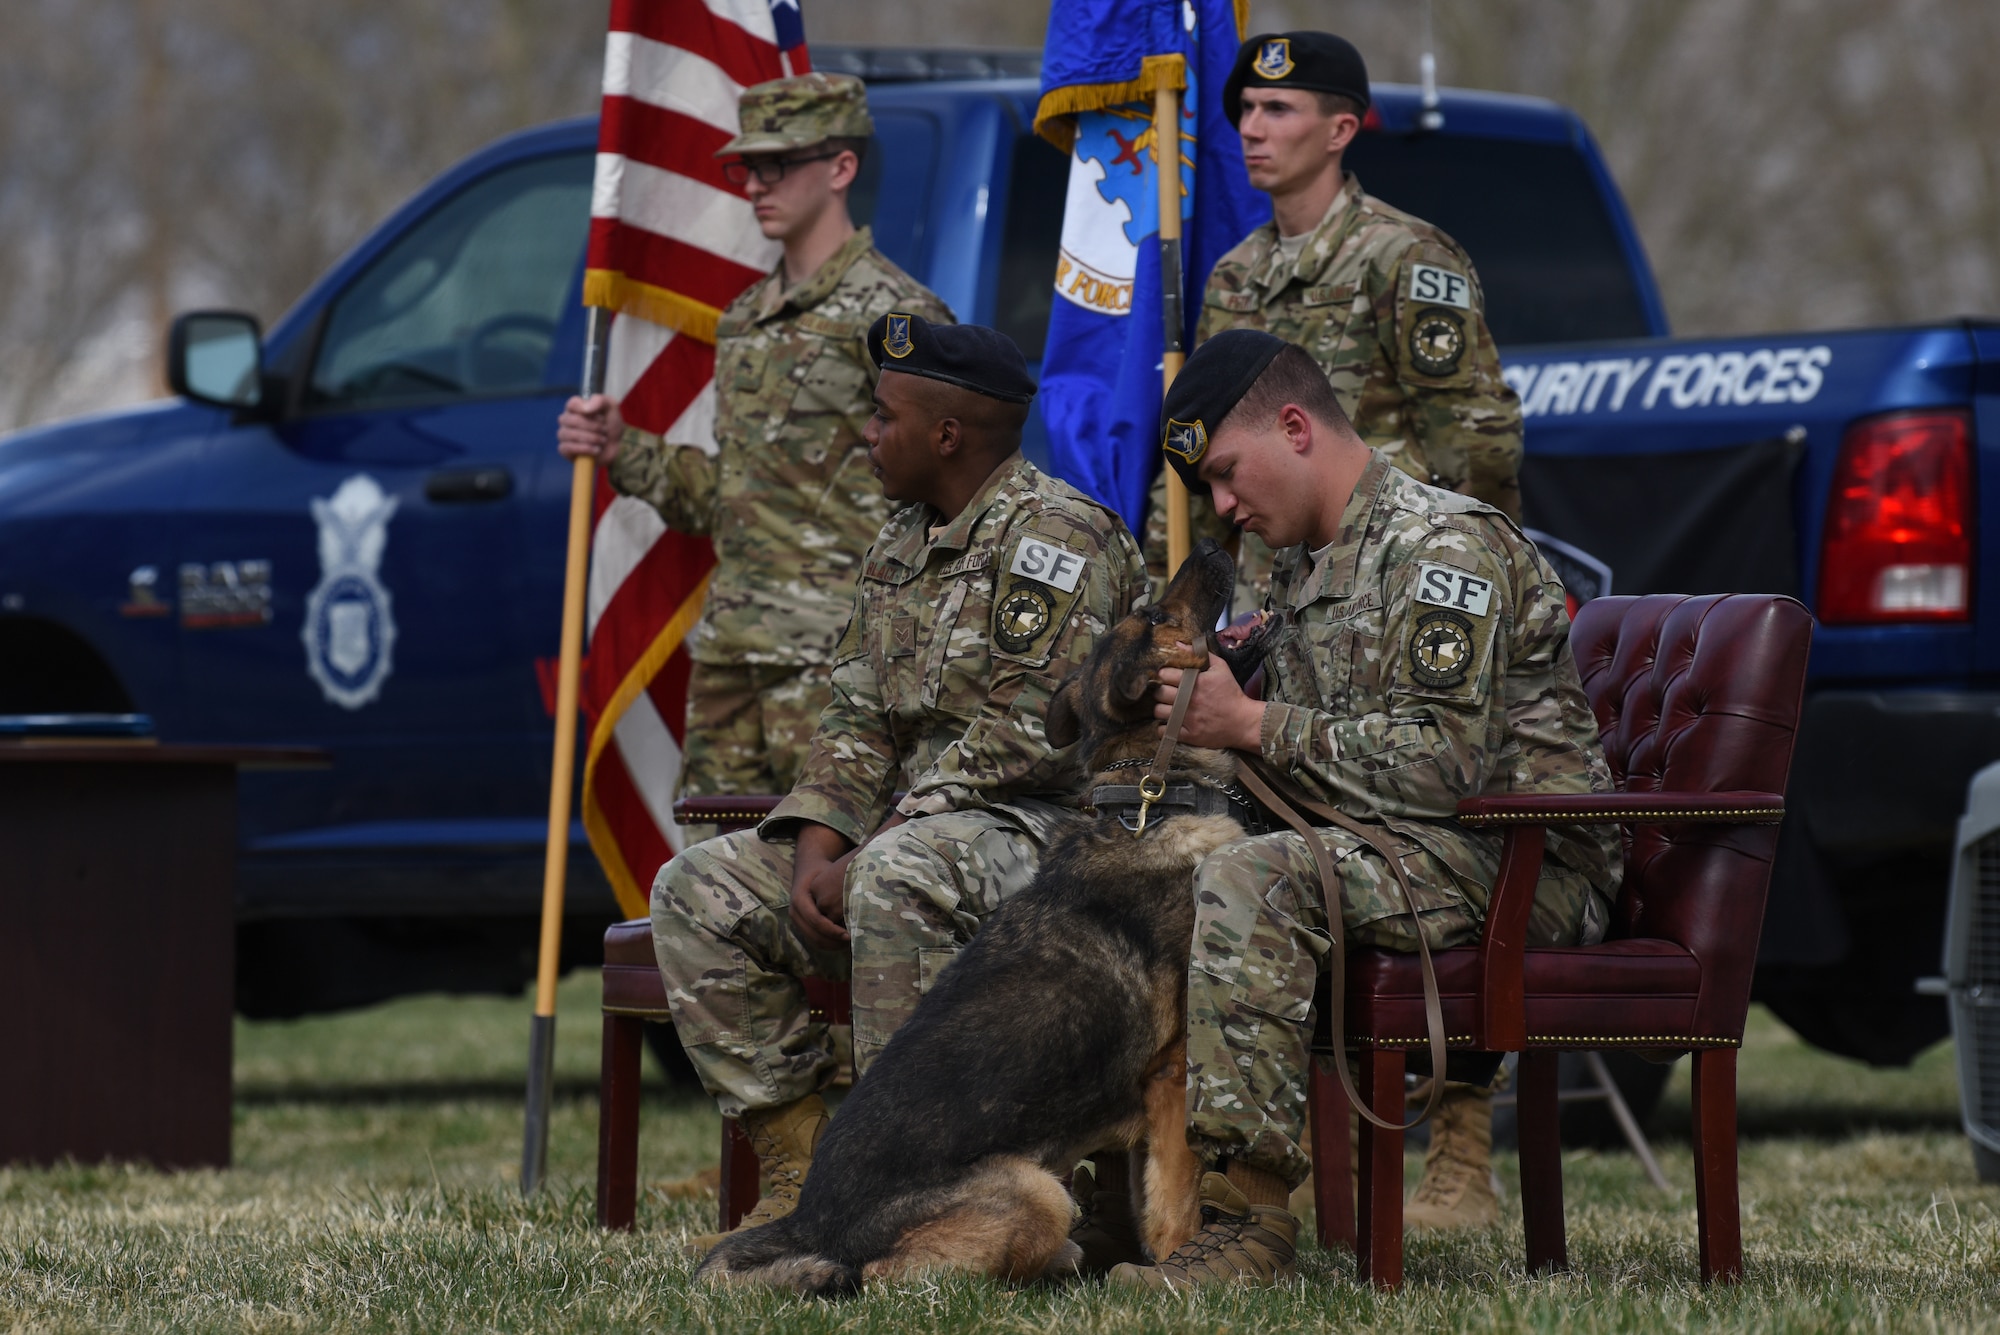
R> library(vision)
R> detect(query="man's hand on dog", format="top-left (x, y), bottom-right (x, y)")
top-left (1154, 646), bottom-right (1266, 752)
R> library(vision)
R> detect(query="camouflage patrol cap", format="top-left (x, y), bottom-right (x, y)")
top-left (717, 72), bottom-right (874, 156)
top-left (1223, 32), bottom-right (1371, 127)
top-left (1160, 330), bottom-right (1288, 494)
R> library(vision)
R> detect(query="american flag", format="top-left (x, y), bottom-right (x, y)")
top-left (579, 0), bottom-right (810, 918)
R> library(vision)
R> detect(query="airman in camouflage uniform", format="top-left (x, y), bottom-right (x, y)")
top-left (652, 316), bottom-right (1145, 1248)
top-left (562, 73), bottom-right (953, 799)
top-left (1110, 330), bottom-right (1616, 1289)
top-left (1144, 32), bottom-right (1523, 614)
top-left (1180, 450), bottom-right (1620, 1188)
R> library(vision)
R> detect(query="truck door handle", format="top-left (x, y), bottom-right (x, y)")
top-left (424, 467), bottom-right (513, 503)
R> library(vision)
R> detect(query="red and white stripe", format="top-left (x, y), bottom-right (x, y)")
top-left (580, 0), bottom-right (807, 917)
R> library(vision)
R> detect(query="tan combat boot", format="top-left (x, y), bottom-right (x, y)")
top-left (1069, 1153), bottom-right (1146, 1274)
top-left (687, 1092), bottom-right (829, 1253)
top-left (1105, 1167), bottom-right (1297, 1290)
top-left (1404, 1082), bottom-right (1501, 1231)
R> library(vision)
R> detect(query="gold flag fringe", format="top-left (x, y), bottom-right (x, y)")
top-left (583, 269), bottom-right (723, 345)
top-left (1031, 1), bottom-right (1249, 152)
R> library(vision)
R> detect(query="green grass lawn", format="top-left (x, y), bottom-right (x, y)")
top-left (4, 974), bottom-right (1998, 1332)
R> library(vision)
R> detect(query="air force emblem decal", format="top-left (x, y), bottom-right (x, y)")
top-left (883, 312), bottom-right (915, 358)
top-left (304, 474), bottom-right (399, 710)
top-left (1254, 37), bottom-right (1294, 80)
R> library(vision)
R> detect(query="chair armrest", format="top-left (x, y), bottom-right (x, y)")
top-left (672, 795), bottom-right (784, 832)
top-left (1456, 791), bottom-right (1785, 827)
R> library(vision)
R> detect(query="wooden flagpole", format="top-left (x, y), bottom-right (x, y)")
top-left (1155, 82), bottom-right (1191, 576)
top-left (521, 305), bottom-right (609, 1194)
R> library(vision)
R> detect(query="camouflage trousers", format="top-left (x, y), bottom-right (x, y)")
top-left (649, 800), bottom-right (1064, 1117)
top-left (1184, 826), bottom-right (1604, 1188)
top-left (679, 660), bottom-right (832, 800)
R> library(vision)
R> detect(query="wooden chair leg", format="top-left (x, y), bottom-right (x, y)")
top-left (1516, 1049), bottom-right (1568, 1273)
top-left (1691, 1047), bottom-right (1743, 1283)
top-left (719, 1115), bottom-right (761, 1231)
top-left (595, 1012), bottom-right (644, 1230)
top-left (1309, 1054), bottom-right (1356, 1252)
top-left (1356, 1048), bottom-right (1405, 1290)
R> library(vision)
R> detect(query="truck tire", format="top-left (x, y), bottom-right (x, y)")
top-left (1974, 1140), bottom-right (2000, 1184)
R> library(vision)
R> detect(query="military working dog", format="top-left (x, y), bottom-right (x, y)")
top-left (697, 539), bottom-right (1254, 1295)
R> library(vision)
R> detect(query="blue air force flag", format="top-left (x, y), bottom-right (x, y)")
top-left (1033, 0), bottom-right (1270, 531)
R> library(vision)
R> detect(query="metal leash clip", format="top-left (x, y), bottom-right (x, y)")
top-left (1133, 774), bottom-right (1166, 837)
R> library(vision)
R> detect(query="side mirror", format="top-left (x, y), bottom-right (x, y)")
top-left (167, 311), bottom-right (265, 411)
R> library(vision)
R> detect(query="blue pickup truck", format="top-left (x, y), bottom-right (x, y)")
top-left (0, 51), bottom-right (1978, 1076)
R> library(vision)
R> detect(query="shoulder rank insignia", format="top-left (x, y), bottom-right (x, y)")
top-left (1254, 37), bottom-right (1294, 80)
top-left (1164, 417), bottom-right (1208, 466)
top-left (882, 312), bottom-right (914, 359)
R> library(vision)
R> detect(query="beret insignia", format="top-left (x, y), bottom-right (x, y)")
top-left (882, 312), bottom-right (915, 359)
top-left (1164, 417), bottom-right (1209, 466)
top-left (1254, 37), bottom-right (1295, 80)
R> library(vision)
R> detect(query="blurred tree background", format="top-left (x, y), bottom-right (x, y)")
top-left (5, 0), bottom-right (1998, 430)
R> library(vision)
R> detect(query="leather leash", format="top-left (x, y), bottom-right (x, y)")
top-left (1133, 632), bottom-right (1205, 836)
top-left (1231, 758), bottom-right (1449, 1132)
top-left (1142, 637), bottom-right (1448, 1129)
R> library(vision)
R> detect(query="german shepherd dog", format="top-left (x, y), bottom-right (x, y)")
top-left (697, 539), bottom-right (1257, 1296)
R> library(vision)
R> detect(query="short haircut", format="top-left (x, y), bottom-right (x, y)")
top-left (1313, 91), bottom-right (1365, 122)
top-left (902, 373), bottom-right (1029, 454)
top-left (1219, 342), bottom-right (1354, 437)
top-left (825, 135), bottom-right (870, 169)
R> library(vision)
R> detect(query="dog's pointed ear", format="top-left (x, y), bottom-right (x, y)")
top-left (1046, 675), bottom-right (1084, 749)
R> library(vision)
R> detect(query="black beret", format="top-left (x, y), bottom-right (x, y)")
top-left (1160, 330), bottom-right (1288, 495)
top-left (1223, 32), bottom-right (1371, 127)
top-left (866, 312), bottom-right (1035, 404)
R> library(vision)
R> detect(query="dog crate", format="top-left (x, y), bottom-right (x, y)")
top-left (1945, 761), bottom-right (2000, 1182)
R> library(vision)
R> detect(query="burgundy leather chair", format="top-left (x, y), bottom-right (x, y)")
top-left (594, 794), bottom-right (844, 1231)
top-left (1311, 593), bottom-right (1813, 1289)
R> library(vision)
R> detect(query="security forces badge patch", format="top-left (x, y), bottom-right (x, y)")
top-left (1164, 417), bottom-right (1208, 467)
top-left (304, 473), bottom-right (400, 709)
top-left (1409, 310), bottom-right (1466, 377)
top-left (882, 312), bottom-right (915, 359)
top-left (1254, 37), bottom-right (1294, 80)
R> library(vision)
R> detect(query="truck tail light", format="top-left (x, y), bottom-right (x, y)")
top-left (1818, 410), bottom-right (1974, 623)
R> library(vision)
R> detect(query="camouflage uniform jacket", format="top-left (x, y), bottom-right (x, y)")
top-left (764, 454), bottom-right (1146, 847)
top-left (607, 225), bottom-right (953, 666)
top-left (1196, 172), bottom-right (1523, 514)
top-left (1256, 450), bottom-right (1621, 910)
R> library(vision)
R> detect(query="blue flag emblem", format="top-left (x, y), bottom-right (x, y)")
top-left (1033, 0), bottom-right (1271, 531)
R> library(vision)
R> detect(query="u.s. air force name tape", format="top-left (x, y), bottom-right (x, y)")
top-left (1009, 534), bottom-right (1088, 593)
top-left (1503, 345), bottom-right (1833, 419)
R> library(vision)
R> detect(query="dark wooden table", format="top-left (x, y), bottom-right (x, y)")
top-left (0, 741), bottom-right (324, 1169)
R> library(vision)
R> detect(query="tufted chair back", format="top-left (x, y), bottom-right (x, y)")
top-left (1569, 594), bottom-right (1813, 1031)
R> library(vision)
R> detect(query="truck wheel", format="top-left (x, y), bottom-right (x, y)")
top-left (1974, 1140), bottom-right (2000, 1184)
top-left (642, 1021), bottom-right (703, 1091)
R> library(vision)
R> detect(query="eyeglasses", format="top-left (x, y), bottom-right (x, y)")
top-left (721, 151), bottom-right (840, 187)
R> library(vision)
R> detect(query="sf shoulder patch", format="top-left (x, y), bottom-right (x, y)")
top-left (1403, 561), bottom-right (1500, 698)
top-left (1408, 309), bottom-right (1466, 377)
top-left (994, 531), bottom-right (1091, 660)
